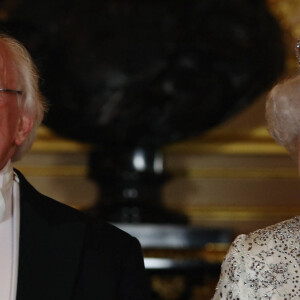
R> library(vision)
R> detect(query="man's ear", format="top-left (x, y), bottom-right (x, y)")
top-left (14, 114), bottom-right (34, 146)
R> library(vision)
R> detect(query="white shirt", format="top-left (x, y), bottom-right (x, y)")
top-left (0, 161), bottom-right (20, 300)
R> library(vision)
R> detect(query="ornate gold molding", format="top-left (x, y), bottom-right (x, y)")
top-left (268, 0), bottom-right (300, 40)
top-left (31, 126), bottom-right (91, 153)
top-left (173, 168), bottom-right (297, 179)
top-left (32, 126), bottom-right (286, 155)
top-left (16, 165), bottom-right (88, 177)
top-left (178, 205), bottom-right (300, 223)
top-left (16, 164), bottom-right (297, 179)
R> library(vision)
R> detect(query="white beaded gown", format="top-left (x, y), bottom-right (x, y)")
top-left (212, 217), bottom-right (300, 300)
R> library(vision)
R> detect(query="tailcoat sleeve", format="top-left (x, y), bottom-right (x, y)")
top-left (118, 237), bottom-right (150, 300)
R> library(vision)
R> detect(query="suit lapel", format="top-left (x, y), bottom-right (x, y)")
top-left (16, 172), bottom-right (86, 300)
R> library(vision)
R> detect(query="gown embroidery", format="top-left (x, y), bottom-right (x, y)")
top-left (212, 217), bottom-right (300, 300)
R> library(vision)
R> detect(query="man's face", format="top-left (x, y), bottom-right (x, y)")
top-left (0, 41), bottom-right (32, 169)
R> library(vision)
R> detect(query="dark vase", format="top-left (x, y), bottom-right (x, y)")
top-left (89, 147), bottom-right (188, 223)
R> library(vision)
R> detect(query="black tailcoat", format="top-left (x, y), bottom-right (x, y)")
top-left (15, 170), bottom-right (149, 300)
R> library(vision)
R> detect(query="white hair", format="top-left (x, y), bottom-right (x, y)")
top-left (0, 34), bottom-right (47, 161)
top-left (266, 75), bottom-right (300, 160)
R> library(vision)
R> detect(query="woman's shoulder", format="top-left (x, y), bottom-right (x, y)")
top-left (240, 216), bottom-right (300, 252)
top-left (212, 217), bottom-right (300, 299)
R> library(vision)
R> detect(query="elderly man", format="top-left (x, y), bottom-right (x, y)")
top-left (0, 34), bottom-right (149, 300)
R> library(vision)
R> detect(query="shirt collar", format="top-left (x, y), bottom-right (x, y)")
top-left (0, 160), bottom-right (14, 222)
top-left (0, 160), bottom-right (13, 191)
